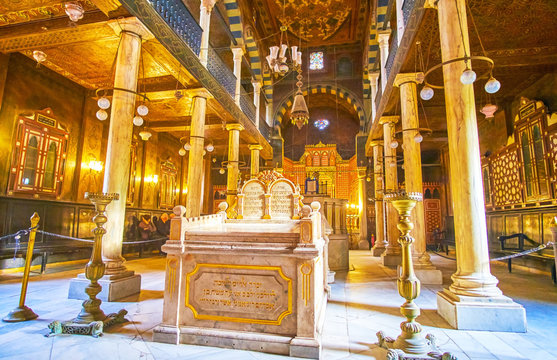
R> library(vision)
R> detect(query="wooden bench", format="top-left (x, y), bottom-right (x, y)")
top-left (497, 233), bottom-right (556, 284)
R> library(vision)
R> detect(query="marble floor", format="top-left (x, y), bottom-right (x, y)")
top-left (0, 251), bottom-right (556, 360)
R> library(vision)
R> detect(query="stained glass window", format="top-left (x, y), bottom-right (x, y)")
top-left (309, 51), bottom-right (324, 70)
top-left (314, 119), bottom-right (329, 130)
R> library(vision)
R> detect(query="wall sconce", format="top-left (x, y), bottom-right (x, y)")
top-left (88, 160), bottom-right (103, 173)
top-left (144, 175), bottom-right (159, 183)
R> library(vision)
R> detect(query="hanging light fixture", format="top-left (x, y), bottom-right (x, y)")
top-left (178, 148), bottom-right (186, 156)
top-left (133, 115), bottom-right (144, 127)
top-left (266, 0), bottom-right (302, 77)
top-left (480, 103), bottom-right (498, 119)
top-left (64, 2), bottom-right (84, 22)
top-left (205, 142), bottom-right (215, 152)
top-left (484, 76), bottom-right (501, 94)
top-left (290, 54), bottom-right (308, 129)
top-left (96, 109), bottom-right (108, 121)
top-left (32, 50), bottom-right (47, 67)
top-left (139, 129), bottom-right (152, 141)
top-left (137, 104), bottom-right (149, 116)
top-left (184, 142), bottom-right (191, 151)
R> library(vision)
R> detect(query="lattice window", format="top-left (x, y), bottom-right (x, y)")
top-left (309, 51), bottom-right (324, 70)
top-left (491, 146), bottom-right (523, 206)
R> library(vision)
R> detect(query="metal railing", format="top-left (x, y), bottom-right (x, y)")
top-left (239, 86), bottom-right (256, 123)
top-left (402, 0), bottom-right (416, 26)
top-left (385, 29), bottom-right (398, 80)
top-left (259, 116), bottom-right (271, 141)
top-left (149, 0), bottom-right (202, 55)
top-left (207, 47), bottom-right (237, 97)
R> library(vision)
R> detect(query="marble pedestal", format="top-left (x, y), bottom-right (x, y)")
top-left (397, 266), bottom-right (443, 285)
top-left (358, 240), bottom-right (370, 250)
top-left (328, 234), bottom-right (349, 271)
top-left (381, 253), bottom-right (401, 267)
top-left (68, 272), bottom-right (141, 302)
top-left (371, 245), bottom-right (386, 257)
top-left (437, 289), bottom-right (527, 332)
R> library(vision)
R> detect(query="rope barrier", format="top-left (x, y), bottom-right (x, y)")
top-left (429, 241), bottom-right (555, 262)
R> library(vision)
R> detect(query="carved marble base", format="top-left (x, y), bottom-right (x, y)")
top-left (398, 266), bottom-right (443, 285)
top-left (371, 245), bottom-right (386, 256)
top-left (69, 273), bottom-right (141, 301)
top-left (382, 253), bottom-right (402, 267)
top-left (377, 331), bottom-right (456, 360)
top-left (437, 289), bottom-right (526, 332)
top-left (45, 310), bottom-right (127, 338)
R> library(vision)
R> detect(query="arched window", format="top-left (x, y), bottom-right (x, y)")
top-left (22, 136), bottom-right (39, 186)
top-left (321, 152), bottom-right (328, 166)
top-left (43, 142), bottom-right (58, 189)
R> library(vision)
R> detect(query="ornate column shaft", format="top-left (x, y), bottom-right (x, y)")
top-left (226, 124), bottom-right (244, 214)
top-left (377, 30), bottom-right (391, 92)
top-left (186, 89), bottom-right (212, 218)
top-left (380, 116), bottom-right (402, 266)
top-left (102, 21), bottom-right (151, 275)
top-left (202, 154), bottom-right (212, 214)
top-left (395, 73), bottom-right (442, 284)
top-left (199, 0), bottom-right (216, 66)
top-left (249, 144), bottom-right (263, 178)
top-left (252, 80), bottom-right (262, 129)
top-left (232, 47), bottom-right (244, 105)
top-left (370, 141), bottom-right (387, 256)
top-left (435, 0), bottom-right (525, 331)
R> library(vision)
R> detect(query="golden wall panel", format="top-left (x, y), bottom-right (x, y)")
top-left (521, 213), bottom-right (540, 245)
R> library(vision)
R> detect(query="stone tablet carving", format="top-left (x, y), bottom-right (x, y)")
top-left (242, 181), bottom-right (266, 219)
top-left (270, 180), bottom-right (294, 219)
top-left (185, 263), bottom-right (292, 325)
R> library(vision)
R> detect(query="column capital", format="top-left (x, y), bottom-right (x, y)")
top-left (251, 80), bottom-right (262, 91)
top-left (231, 47), bottom-right (245, 60)
top-left (357, 168), bottom-right (367, 178)
top-left (424, 0), bottom-right (438, 9)
top-left (200, 0), bottom-right (217, 13)
top-left (369, 140), bottom-right (384, 147)
top-left (379, 115), bottom-right (400, 125)
top-left (225, 123), bottom-right (244, 132)
top-left (368, 71), bottom-right (380, 83)
top-left (394, 72), bottom-right (424, 87)
top-left (248, 144), bottom-right (263, 151)
top-left (188, 88), bottom-right (213, 99)
top-left (377, 30), bottom-right (391, 46)
top-left (107, 18), bottom-right (154, 40)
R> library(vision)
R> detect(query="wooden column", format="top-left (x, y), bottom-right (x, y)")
top-left (435, 0), bottom-right (525, 331)
top-left (249, 144), bottom-right (263, 178)
top-left (226, 124), bottom-right (244, 216)
top-left (370, 141), bottom-right (387, 256)
top-left (380, 116), bottom-right (402, 266)
top-left (199, 0), bottom-right (216, 66)
top-left (186, 89), bottom-right (211, 218)
top-left (102, 21), bottom-right (151, 276)
top-left (232, 47), bottom-right (244, 106)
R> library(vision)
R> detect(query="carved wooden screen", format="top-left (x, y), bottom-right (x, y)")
top-left (424, 199), bottom-right (441, 244)
top-left (547, 127), bottom-right (557, 196)
top-left (159, 160), bottom-right (178, 210)
top-left (490, 144), bottom-right (523, 207)
top-left (8, 109), bottom-right (68, 198)
top-left (515, 100), bottom-right (551, 202)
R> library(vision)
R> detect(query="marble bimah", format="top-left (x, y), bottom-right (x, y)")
top-left (154, 172), bottom-right (329, 359)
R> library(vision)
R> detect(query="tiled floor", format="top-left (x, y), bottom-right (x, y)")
top-left (0, 251), bottom-right (556, 360)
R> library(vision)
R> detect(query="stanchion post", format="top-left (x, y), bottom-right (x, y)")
top-left (3, 213), bottom-right (40, 322)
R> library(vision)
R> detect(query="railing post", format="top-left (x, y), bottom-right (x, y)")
top-left (3, 213), bottom-right (40, 322)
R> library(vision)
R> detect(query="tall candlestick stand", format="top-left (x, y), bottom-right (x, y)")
top-left (377, 190), bottom-right (455, 360)
top-left (46, 192), bottom-right (127, 337)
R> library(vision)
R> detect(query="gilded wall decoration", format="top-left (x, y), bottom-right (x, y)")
top-left (275, 0), bottom-right (351, 42)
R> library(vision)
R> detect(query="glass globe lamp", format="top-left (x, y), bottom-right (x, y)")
top-left (206, 143), bottom-right (214, 152)
top-left (390, 140), bottom-right (399, 149)
top-left (137, 104), bottom-right (149, 116)
top-left (96, 109), bottom-right (108, 121)
top-left (97, 97), bottom-right (110, 110)
top-left (420, 86), bottom-right (434, 101)
top-left (184, 142), bottom-right (191, 151)
top-left (484, 77), bottom-right (501, 94)
top-left (132, 116), bottom-right (144, 127)
top-left (219, 168), bottom-right (225, 175)
top-left (178, 148), bottom-right (186, 156)
top-left (460, 67), bottom-right (477, 85)
top-left (414, 133), bottom-right (423, 143)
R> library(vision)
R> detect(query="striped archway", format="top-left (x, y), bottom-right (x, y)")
top-left (223, 0), bottom-right (244, 45)
top-left (275, 84), bottom-right (366, 127)
top-left (364, 0), bottom-right (388, 97)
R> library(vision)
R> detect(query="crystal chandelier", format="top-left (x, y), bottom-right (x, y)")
top-left (266, 29), bottom-right (302, 77)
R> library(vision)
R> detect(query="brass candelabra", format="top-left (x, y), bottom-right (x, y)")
top-left (46, 192), bottom-right (127, 337)
top-left (377, 190), bottom-right (454, 360)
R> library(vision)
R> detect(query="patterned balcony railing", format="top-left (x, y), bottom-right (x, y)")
top-left (402, 0), bottom-right (416, 26)
top-left (207, 47), bottom-right (236, 98)
top-left (149, 0), bottom-right (202, 55)
top-left (259, 115), bottom-right (271, 141)
top-left (239, 87), bottom-right (256, 123)
top-left (385, 30), bottom-right (398, 80)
